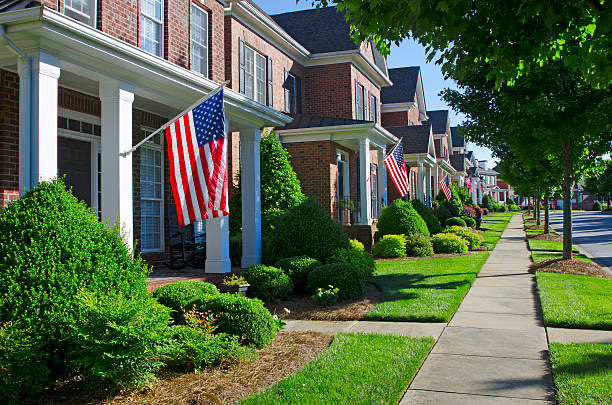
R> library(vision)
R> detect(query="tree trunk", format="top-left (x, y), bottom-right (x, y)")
top-left (544, 189), bottom-right (550, 234)
top-left (536, 193), bottom-right (541, 226)
top-left (562, 141), bottom-right (574, 260)
top-left (527, 197), bottom-right (531, 215)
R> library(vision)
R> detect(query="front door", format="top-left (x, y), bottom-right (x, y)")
top-left (58, 137), bottom-right (92, 206)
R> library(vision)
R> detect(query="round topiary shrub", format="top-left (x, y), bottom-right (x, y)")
top-left (377, 199), bottom-right (429, 238)
top-left (349, 238), bottom-right (365, 252)
top-left (372, 234), bottom-right (407, 258)
top-left (188, 293), bottom-right (277, 348)
top-left (461, 216), bottom-right (477, 228)
top-left (328, 247), bottom-right (375, 278)
top-left (306, 263), bottom-right (365, 300)
top-left (0, 179), bottom-right (153, 399)
top-left (593, 201), bottom-right (603, 211)
top-left (267, 199), bottom-right (350, 262)
top-left (242, 265), bottom-right (294, 302)
top-left (411, 199), bottom-right (442, 234)
top-left (152, 280), bottom-right (219, 323)
top-left (443, 226), bottom-right (483, 250)
top-left (274, 255), bottom-right (321, 292)
top-left (431, 233), bottom-right (469, 254)
top-left (405, 234), bottom-right (434, 257)
top-left (445, 217), bottom-right (467, 227)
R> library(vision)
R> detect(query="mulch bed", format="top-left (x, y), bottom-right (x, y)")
top-left (529, 259), bottom-right (610, 279)
top-left (267, 283), bottom-right (382, 321)
top-left (525, 224), bottom-right (545, 230)
top-left (27, 332), bottom-right (332, 405)
top-left (529, 233), bottom-right (563, 242)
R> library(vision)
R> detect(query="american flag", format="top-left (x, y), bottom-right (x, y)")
top-left (439, 175), bottom-right (452, 201)
top-left (384, 140), bottom-right (410, 197)
top-left (479, 184), bottom-right (485, 193)
top-left (166, 88), bottom-right (228, 227)
top-left (465, 178), bottom-right (472, 192)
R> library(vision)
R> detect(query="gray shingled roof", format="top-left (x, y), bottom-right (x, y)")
top-left (277, 114), bottom-right (369, 130)
top-left (450, 127), bottom-right (465, 147)
top-left (385, 125), bottom-right (432, 154)
top-left (449, 154), bottom-right (466, 172)
top-left (424, 110), bottom-right (449, 134)
top-left (0, 0), bottom-right (39, 12)
top-left (381, 67), bottom-right (420, 104)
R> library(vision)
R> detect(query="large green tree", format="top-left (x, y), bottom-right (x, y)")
top-left (309, 0), bottom-right (610, 87)
top-left (584, 160), bottom-right (612, 208)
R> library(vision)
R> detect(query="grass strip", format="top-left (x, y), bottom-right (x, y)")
top-left (536, 273), bottom-right (612, 330)
top-left (365, 252), bottom-right (490, 322)
top-left (549, 343), bottom-right (612, 405)
top-left (240, 333), bottom-right (434, 405)
top-left (531, 251), bottom-right (591, 263)
top-left (528, 239), bottom-right (579, 253)
top-left (526, 228), bottom-right (559, 236)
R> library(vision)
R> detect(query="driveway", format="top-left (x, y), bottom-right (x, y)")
top-left (549, 210), bottom-right (612, 271)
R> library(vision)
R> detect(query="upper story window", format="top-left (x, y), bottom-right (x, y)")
top-left (64, 0), bottom-right (96, 27)
top-left (241, 43), bottom-right (266, 104)
top-left (284, 72), bottom-right (302, 114)
top-left (368, 92), bottom-right (378, 123)
top-left (355, 82), bottom-right (365, 120)
top-left (141, 0), bottom-right (163, 57)
top-left (191, 5), bottom-right (209, 77)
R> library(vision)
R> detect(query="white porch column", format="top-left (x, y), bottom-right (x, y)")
top-left (434, 165), bottom-right (440, 198)
top-left (240, 126), bottom-right (262, 268)
top-left (18, 51), bottom-right (60, 192)
top-left (426, 166), bottom-right (432, 204)
top-left (418, 161), bottom-right (424, 203)
top-left (99, 78), bottom-right (134, 248)
top-left (377, 148), bottom-right (387, 208)
top-left (359, 138), bottom-right (371, 225)
top-left (205, 117), bottom-right (232, 273)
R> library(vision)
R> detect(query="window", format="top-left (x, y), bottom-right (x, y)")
top-left (369, 93), bottom-right (378, 123)
top-left (64, 0), bottom-right (96, 26)
top-left (140, 130), bottom-right (163, 251)
top-left (242, 45), bottom-right (266, 104)
top-left (355, 82), bottom-right (364, 120)
top-left (191, 5), bottom-right (209, 77)
top-left (285, 72), bottom-right (296, 113)
top-left (141, 0), bottom-right (163, 56)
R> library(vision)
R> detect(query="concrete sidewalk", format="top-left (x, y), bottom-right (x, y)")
top-left (402, 215), bottom-right (555, 404)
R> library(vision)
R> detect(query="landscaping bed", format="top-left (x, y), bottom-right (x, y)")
top-left (530, 252), bottom-right (592, 264)
top-left (528, 239), bottom-right (579, 253)
top-left (529, 233), bottom-right (563, 241)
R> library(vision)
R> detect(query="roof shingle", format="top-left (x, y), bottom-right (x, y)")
top-left (424, 110), bottom-right (449, 135)
top-left (449, 154), bottom-right (466, 172)
top-left (385, 125), bottom-right (432, 154)
top-left (380, 67), bottom-right (420, 104)
top-left (450, 127), bottom-right (465, 147)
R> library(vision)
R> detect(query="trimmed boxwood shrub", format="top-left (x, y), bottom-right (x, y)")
top-left (405, 234), bottom-right (434, 257)
top-left (593, 200), bottom-right (603, 211)
top-left (443, 225), bottom-right (483, 250)
top-left (242, 265), bottom-right (293, 302)
top-left (306, 263), bottom-right (365, 300)
top-left (274, 255), bottom-right (321, 292)
top-left (445, 217), bottom-right (467, 227)
top-left (435, 201), bottom-right (453, 224)
top-left (411, 198), bottom-right (442, 234)
top-left (372, 234), bottom-right (407, 258)
top-left (431, 233), bottom-right (469, 254)
top-left (152, 280), bottom-right (219, 323)
top-left (377, 199), bottom-right (429, 238)
top-left (328, 247), bottom-right (375, 278)
top-left (188, 293), bottom-right (277, 348)
top-left (267, 199), bottom-right (350, 262)
top-left (461, 216), bottom-right (477, 228)
top-left (349, 239), bottom-right (365, 252)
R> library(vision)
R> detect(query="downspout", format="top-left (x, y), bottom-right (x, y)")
top-left (0, 24), bottom-right (31, 192)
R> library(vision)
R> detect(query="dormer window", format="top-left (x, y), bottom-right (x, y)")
top-left (64, 0), bottom-right (96, 27)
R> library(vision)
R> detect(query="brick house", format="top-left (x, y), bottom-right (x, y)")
top-left (0, 0), bottom-right (292, 272)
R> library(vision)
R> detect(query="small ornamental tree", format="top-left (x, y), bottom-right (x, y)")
top-left (230, 131), bottom-right (305, 234)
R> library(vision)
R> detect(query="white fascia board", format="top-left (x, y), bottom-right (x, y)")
top-left (277, 122), bottom-right (396, 148)
top-left (437, 158), bottom-right (456, 174)
top-left (405, 153), bottom-right (435, 167)
top-left (381, 102), bottom-right (416, 113)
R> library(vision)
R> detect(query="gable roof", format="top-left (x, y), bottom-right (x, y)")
top-left (277, 114), bottom-right (370, 130)
top-left (385, 125), bottom-right (432, 154)
top-left (424, 110), bottom-right (449, 135)
top-left (450, 127), bottom-right (465, 147)
top-left (381, 67), bottom-right (420, 104)
top-left (449, 154), bottom-right (466, 172)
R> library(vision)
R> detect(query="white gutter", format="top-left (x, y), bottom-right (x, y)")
top-left (0, 24), bottom-right (30, 191)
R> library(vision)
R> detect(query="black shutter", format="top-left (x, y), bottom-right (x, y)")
top-left (284, 68), bottom-right (290, 112)
top-left (267, 57), bottom-right (273, 107)
top-left (296, 76), bottom-right (302, 114)
top-left (239, 38), bottom-right (245, 94)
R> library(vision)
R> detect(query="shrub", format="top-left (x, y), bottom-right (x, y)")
top-left (274, 255), bottom-right (321, 292)
top-left (482, 208), bottom-right (490, 215)
top-left (328, 247), bottom-right (375, 278)
top-left (450, 184), bottom-right (471, 204)
top-left (377, 199), bottom-right (429, 237)
top-left (411, 199), bottom-right (442, 234)
top-left (443, 226), bottom-right (483, 250)
top-left (499, 204), bottom-right (507, 212)
top-left (507, 197), bottom-right (516, 205)
top-left (593, 201), bottom-right (603, 211)
top-left (508, 204), bottom-right (521, 212)
top-left (349, 238), bottom-right (365, 252)
top-left (267, 198), bottom-right (350, 262)
top-left (0, 179), bottom-right (151, 398)
top-left (152, 280), bottom-right (219, 323)
top-left (405, 234), bottom-right (434, 257)
top-left (188, 293), bottom-right (277, 348)
top-left (481, 194), bottom-right (494, 209)
top-left (435, 201), bottom-right (453, 224)
top-left (243, 265), bottom-right (293, 302)
top-left (372, 234), bottom-right (407, 258)
top-left (306, 263), bottom-right (366, 300)
top-left (445, 217), bottom-right (467, 227)
top-left (311, 285), bottom-right (340, 306)
top-left (461, 216), bottom-right (476, 228)
top-left (431, 233), bottom-right (469, 254)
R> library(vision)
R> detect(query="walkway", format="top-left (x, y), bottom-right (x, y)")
top-left (401, 215), bottom-right (555, 404)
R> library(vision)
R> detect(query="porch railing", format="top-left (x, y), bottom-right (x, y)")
top-left (335, 196), bottom-right (383, 225)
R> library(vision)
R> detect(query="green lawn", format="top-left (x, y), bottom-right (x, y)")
top-left (480, 212), bottom-right (514, 250)
top-left (365, 252), bottom-right (490, 322)
top-left (536, 273), bottom-right (612, 330)
top-left (240, 333), bottom-right (434, 405)
top-left (526, 228), bottom-right (559, 236)
top-left (528, 239), bottom-right (579, 253)
top-left (549, 343), bottom-right (612, 405)
top-left (531, 251), bottom-right (591, 263)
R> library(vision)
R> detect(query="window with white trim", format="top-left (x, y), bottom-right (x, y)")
top-left (191, 4), bottom-right (209, 77)
top-left (356, 82), bottom-right (364, 120)
top-left (140, 0), bottom-right (163, 57)
top-left (243, 45), bottom-right (266, 104)
top-left (64, 0), bottom-right (96, 27)
top-left (285, 72), bottom-right (297, 113)
top-left (140, 130), bottom-right (164, 251)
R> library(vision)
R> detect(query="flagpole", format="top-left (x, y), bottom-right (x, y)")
top-left (120, 80), bottom-right (230, 157)
top-left (366, 137), bottom-right (403, 183)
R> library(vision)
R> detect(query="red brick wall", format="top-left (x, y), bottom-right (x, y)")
top-left (381, 111), bottom-right (409, 127)
top-left (41, 0), bottom-right (61, 10)
top-left (59, 87), bottom-right (101, 116)
top-left (0, 70), bottom-right (19, 208)
top-left (97, 0), bottom-right (138, 46)
top-left (351, 64), bottom-right (380, 122)
top-left (304, 63), bottom-right (353, 119)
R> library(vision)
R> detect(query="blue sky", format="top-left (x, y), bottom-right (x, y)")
top-left (255, 0), bottom-right (495, 165)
